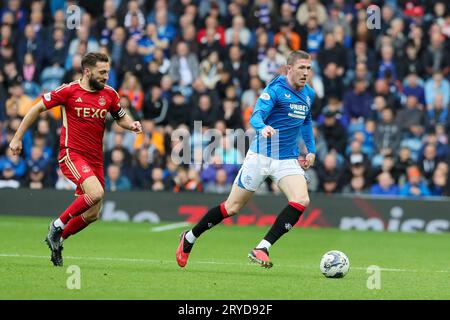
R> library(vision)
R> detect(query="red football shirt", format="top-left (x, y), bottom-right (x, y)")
top-left (42, 80), bottom-right (123, 166)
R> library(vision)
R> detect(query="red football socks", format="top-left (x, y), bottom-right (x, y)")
top-left (59, 194), bottom-right (96, 224)
top-left (62, 215), bottom-right (89, 240)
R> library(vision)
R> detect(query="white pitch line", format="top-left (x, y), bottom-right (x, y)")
top-left (0, 253), bottom-right (449, 274)
top-left (151, 222), bottom-right (191, 232)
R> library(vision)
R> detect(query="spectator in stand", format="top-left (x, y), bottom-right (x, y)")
top-left (248, 0), bottom-right (278, 31)
top-left (151, 167), bottom-right (166, 191)
top-left (425, 93), bottom-right (448, 130)
top-left (184, 168), bottom-right (203, 192)
top-left (417, 143), bottom-right (442, 181)
top-left (323, 4), bottom-right (351, 39)
top-left (422, 28), bottom-right (450, 77)
top-left (40, 60), bottom-right (65, 93)
top-left (45, 27), bottom-right (67, 68)
top-left (343, 79), bottom-right (373, 123)
top-left (317, 96), bottom-right (347, 127)
top-left (27, 144), bottom-right (49, 174)
top-left (5, 80), bottom-right (33, 118)
top-left (317, 151), bottom-right (344, 194)
top-left (17, 23), bottom-right (44, 70)
top-left (109, 26), bottom-right (127, 73)
top-left (124, 0), bottom-right (145, 39)
top-left (198, 26), bottom-right (225, 62)
top-left (317, 32), bottom-right (346, 75)
top-left (21, 53), bottom-right (39, 92)
top-left (191, 94), bottom-right (218, 129)
top-left (424, 71), bottom-right (450, 108)
top-left (393, 146), bottom-right (415, 184)
top-left (137, 23), bottom-right (157, 64)
top-left (377, 44), bottom-right (397, 81)
top-left (133, 120), bottom-right (165, 167)
top-left (26, 165), bottom-right (48, 189)
top-left (396, 94), bottom-right (424, 135)
top-left (396, 42), bottom-right (425, 80)
top-left (428, 162), bottom-right (449, 196)
top-left (0, 148), bottom-right (26, 181)
top-left (105, 164), bottom-right (132, 192)
top-left (119, 72), bottom-right (145, 116)
top-left (225, 15), bottom-right (251, 48)
top-left (121, 37), bottom-right (145, 78)
top-left (201, 154), bottom-right (239, 186)
top-left (129, 148), bottom-right (153, 190)
top-left (305, 16), bottom-right (323, 57)
top-left (199, 51), bottom-right (223, 90)
top-left (169, 41), bottom-right (199, 89)
top-left (152, 47), bottom-right (171, 75)
top-left (402, 72), bottom-right (426, 106)
top-left (241, 77), bottom-right (262, 127)
top-left (146, 0), bottom-right (177, 26)
top-left (342, 175), bottom-right (367, 195)
top-left (296, 0), bottom-right (327, 27)
top-left (220, 99), bottom-right (242, 130)
top-left (318, 109), bottom-right (347, 155)
top-left (167, 91), bottom-right (190, 130)
top-left (224, 45), bottom-right (248, 95)
top-left (67, 25), bottom-right (100, 59)
top-left (154, 9), bottom-right (177, 49)
top-left (274, 20), bottom-right (301, 52)
top-left (142, 85), bottom-right (169, 124)
top-left (321, 62), bottom-right (345, 100)
top-left (374, 108), bottom-right (401, 158)
top-left (399, 165), bottom-right (431, 197)
top-left (370, 154), bottom-right (398, 183)
top-left (172, 166), bottom-right (188, 192)
top-left (0, 163), bottom-right (20, 188)
top-left (204, 168), bottom-right (232, 194)
top-left (400, 124), bottom-right (425, 162)
top-left (258, 47), bottom-right (286, 85)
top-left (373, 78), bottom-right (401, 112)
top-left (370, 172), bottom-right (399, 196)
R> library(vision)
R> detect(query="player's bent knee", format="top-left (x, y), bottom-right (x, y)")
top-left (84, 213), bottom-right (99, 223)
top-left (88, 189), bottom-right (104, 204)
top-left (224, 200), bottom-right (242, 216)
top-left (290, 196), bottom-right (310, 208)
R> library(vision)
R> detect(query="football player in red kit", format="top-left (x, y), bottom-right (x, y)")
top-left (9, 52), bottom-right (142, 266)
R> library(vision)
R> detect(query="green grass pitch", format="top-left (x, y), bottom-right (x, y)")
top-left (0, 215), bottom-right (449, 300)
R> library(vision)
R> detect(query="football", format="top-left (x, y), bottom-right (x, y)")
top-left (320, 250), bottom-right (350, 278)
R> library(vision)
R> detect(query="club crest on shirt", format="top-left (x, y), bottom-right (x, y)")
top-left (306, 96), bottom-right (311, 107)
top-left (44, 92), bottom-right (51, 101)
top-left (81, 165), bottom-right (91, 173)
top-left (98, 96), bottom-right (106, 106)
top-left (259, 92), bottom-right (270, 100)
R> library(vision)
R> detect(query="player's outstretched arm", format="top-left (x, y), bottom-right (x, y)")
top-left (9, 100), bottom-right (46, 155)
top-left (116, 113), bottom-right (142, 134)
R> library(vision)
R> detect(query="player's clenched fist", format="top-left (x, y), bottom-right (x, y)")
top-left (261, 126), bottom-right (276, 138)
top-left (130, 121), bottom-right (142, 133)
top-left (299, 153), bottom-right (315, 169)
top-left (9, 138), bottom-right (22, 156)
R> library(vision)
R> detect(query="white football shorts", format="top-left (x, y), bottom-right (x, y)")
top-left (233, 151), bottom-right (305, 191)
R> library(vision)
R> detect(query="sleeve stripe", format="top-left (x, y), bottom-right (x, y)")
top-left (55, 83), bottom-right (68, 93)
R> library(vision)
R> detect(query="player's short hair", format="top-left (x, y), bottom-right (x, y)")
top-left (81, 52), bottom-right (110, 70)
top-left (287, 50), bottom-right (311, 65)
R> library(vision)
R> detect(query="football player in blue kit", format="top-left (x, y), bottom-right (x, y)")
top-left (176, 50), bottom-right (316, 268)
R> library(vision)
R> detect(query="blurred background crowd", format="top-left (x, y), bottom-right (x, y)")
top-left (0, 0), bottom-right (449, 197)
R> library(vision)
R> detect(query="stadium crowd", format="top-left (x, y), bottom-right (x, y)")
top-left (0, 0), bottom-right (449, 197)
